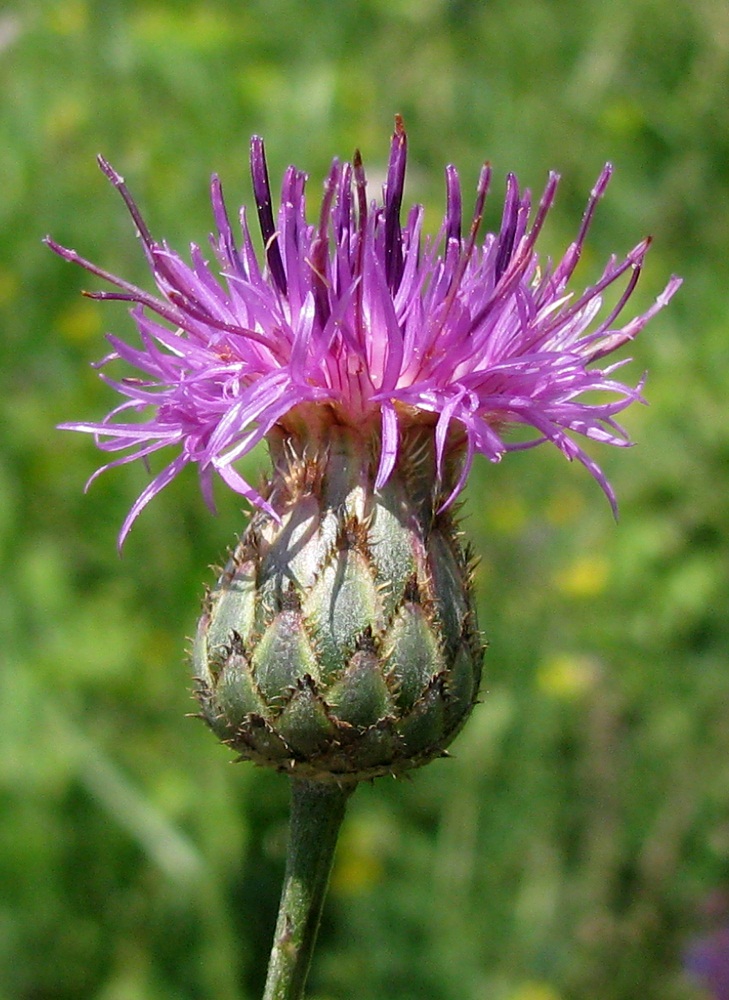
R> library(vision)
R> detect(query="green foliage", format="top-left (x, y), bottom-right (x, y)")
top-left (1, 0), bottom-right (725, 997)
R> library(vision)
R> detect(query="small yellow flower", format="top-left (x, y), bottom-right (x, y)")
top-left (537, 653), bottom-right (598, 700)
top-left (56, 301), bottom-right (102, 345)
top-left (330, 819), bottom-right (386, 895)
top-left (510, 982), bottom-right (562, 1000)
top-left (554, 554), bottom-right (610, 597)
top-left (46, 0), bottom-right (88, 36)
top-left (0, 267), bottom-right (18, 308)
top-left (487, 493), bottom-right (528, 535)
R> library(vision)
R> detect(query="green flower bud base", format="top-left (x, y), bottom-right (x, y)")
top-left (193, 420), bottom-right (485, 783)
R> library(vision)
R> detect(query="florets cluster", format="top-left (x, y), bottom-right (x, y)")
top-left (48, 117), bottom-right (680, 543)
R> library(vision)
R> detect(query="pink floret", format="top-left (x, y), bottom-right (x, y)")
top-left (48, 116), bottom-right (681, 544)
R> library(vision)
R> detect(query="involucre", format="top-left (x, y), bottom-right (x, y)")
top-left (193, 421), bottom-right (484, 782)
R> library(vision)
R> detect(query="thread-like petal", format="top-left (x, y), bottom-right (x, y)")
top-left (52, 121), bottom-right (681, 543)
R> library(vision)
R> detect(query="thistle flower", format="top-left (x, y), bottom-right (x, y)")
top-left (50, 118), bottom-right (679, 782)
top-left (685, 927), bottom-right (729, 1000)
top-left (48, 116), bottom-right (680, 547)
top-left (53, 120), bottom-right (680, 998)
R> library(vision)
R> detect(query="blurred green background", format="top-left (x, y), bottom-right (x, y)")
top-left (1, 0), bottom-right (727, 997)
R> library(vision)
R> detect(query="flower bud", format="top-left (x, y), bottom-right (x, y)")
top-left (193, 422), bottom-right (484, 783)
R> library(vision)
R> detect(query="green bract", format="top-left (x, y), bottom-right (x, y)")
top-left (193, 423), bottom-right (484, 783)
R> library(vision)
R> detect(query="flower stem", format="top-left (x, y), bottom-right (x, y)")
top-left (263, 777), bottom-right (355, 1000)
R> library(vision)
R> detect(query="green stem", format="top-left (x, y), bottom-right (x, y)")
top-left (263, 777), bottom-right (355, 1000)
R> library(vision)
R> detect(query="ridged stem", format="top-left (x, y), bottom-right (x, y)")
top-left (263, 777), bottom-right (355, 1000)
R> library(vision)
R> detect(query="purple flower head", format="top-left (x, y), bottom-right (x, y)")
top-left (49, 117), bottom-right (680, 546)
top-left (685, 927), bottom-right (729, 1000)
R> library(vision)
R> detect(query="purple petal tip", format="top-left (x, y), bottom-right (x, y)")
top-left (53, 126), bottom-right (680, 538)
